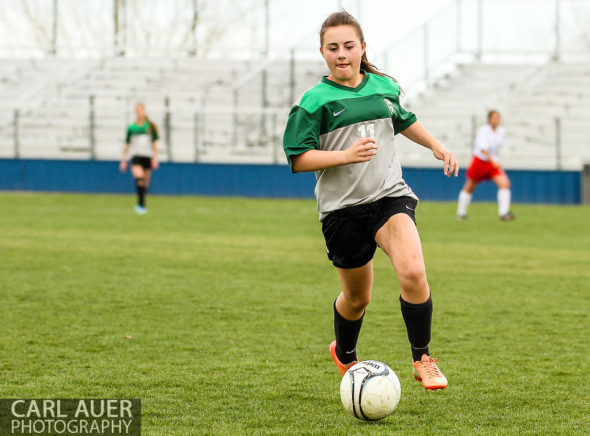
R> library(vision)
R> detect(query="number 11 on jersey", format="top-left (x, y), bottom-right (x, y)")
top-left (358, 123), bottom-right (375, 138)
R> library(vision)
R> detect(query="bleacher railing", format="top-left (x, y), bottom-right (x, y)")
top-left (380, 0), bottom-right (590, 95)
top-left (1, 0), bottom-right (589, 170)
top-left (1, 100), bottom-right (588, 171)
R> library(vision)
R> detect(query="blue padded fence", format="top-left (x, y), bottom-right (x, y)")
top-left (0, 159), bottom-right (581, 204)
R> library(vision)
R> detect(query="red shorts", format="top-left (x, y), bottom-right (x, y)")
top-left (466, 156), bottom-right (504, 182)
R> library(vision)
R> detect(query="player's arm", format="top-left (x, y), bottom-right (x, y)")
top-left (120, 143), bottom-right (129, 172)
top-left (151, 140), bottom-right (159, 170)
top-left (291, 137), bottom-right (377, 173)
top-left (481, 149), bottom-right (501, 168)
top-left (121, 126), bottom-right (131, 172)
top-left (400, 121), bottom-right (459, 177)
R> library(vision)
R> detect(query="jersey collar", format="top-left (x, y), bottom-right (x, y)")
top-left (322, 70), bottom-right (369, 92)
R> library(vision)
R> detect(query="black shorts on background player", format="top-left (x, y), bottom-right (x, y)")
top-left (130, 156), bottom-right (151, 170)
top-left (321, 196), bottom-right (418, 269)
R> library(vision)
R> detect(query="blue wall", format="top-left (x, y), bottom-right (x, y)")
top-left (0, 159), bottom-right (581, 204)
top-left (403, 167), bottom-right (581, 204)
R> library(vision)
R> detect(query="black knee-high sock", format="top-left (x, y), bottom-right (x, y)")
top-left (334, 301), bottom-right (364, 364)
top-left (135, 179), bottom-right (146, 207)
top-left (400, 295), bottom-right (432, 362)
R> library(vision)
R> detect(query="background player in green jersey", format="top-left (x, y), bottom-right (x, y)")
top-left (120, 103), bottom-right (159, 214)
top-left (283, 11), bottom-right (458, 391)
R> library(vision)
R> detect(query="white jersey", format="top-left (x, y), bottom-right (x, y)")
top-left (129, 134), bottom-right (153, 158)
top-left (474, 124), bottom-right (505, 161)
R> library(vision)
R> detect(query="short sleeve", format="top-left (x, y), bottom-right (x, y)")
top-left (282, 106), bottom-right (320, 171)
top-left (125, 127), bottom-right (131, 144)
top-left (390, 92), bottom-right (417, 134)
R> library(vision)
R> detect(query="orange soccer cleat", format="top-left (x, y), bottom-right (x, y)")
top-left (413, 354), bottom-right (448, 391)
top-left (329, 340), bottom-right (358, 377)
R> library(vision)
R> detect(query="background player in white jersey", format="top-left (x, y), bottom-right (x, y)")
top-left (120, 103), bottom-right (159, 214)
top-left (283, 11), bottom-right (458, 391)
top-left (457, 110), bottom-right (515, 220)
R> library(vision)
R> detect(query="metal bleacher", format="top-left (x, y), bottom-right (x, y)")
top-left (1, 0), bottom-right (589, 171)
top-left (0, 57), bottom-right (325, 164)
top-left (0, 56), bottom-right (589, 170)
top-left (399, 62), bottom-right (590, 170)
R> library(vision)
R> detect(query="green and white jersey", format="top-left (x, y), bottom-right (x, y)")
top-left (126, 122), bottom-right (158, 158)
top-left (283, 72), bottom-right (418, 220)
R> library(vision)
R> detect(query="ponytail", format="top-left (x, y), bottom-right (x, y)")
top-left (360, 52), bottom-right (396, 82)
top-left (135, 102), bottom-right (158, 137)
top-left (146, 116), bottom-right (159, 138)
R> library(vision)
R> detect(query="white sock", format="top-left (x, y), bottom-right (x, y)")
top-left (457, 191), bottom-right (472, 216)
top-left (498, 189), bottom-right (511, 216)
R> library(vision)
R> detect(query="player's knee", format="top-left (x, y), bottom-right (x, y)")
top-left (135, 178), bottom-right (146, 187)
top-left (398, 262), bottom-right (426, 286)
top-left (347, 293), bottom-right (371, 312)
top-left (463, 182), bottom-right (477, 194)
top-left (496, 176), bottom-right (510, 189)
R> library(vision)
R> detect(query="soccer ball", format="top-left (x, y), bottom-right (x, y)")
top-left (340, 360), bottom-right (401, 421)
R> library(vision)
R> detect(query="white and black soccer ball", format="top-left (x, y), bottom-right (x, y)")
top-left (340, 360), bottom-right (401, 421)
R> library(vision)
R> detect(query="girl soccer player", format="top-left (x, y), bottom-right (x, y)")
top-left (457, 110), bottom-right (515, 220)
top-left (120, 103), bottom-right (159, 214)
top-left (282, 11), bottom-right (458, 390)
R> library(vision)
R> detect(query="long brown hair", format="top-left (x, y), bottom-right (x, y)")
top-left (320, 10), bottom-right (397, 83)
top-left (146, 116), bottom-right (158, 138)
top-left (136, 102), bottom-right (159, 137)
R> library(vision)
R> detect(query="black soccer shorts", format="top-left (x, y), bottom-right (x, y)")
top-left (321, 196), bottom-right (418, 269)
top-left (130, 156), bottom-right (152, 170)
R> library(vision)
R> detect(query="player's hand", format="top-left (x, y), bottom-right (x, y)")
top-left (491, 160), bottom-right (501, 169)
top-left (432, 145), bottom-right (459, 177)
top-left (119, 161), bottom-right (127, 173)
top-left (345, 137), bottom-right (378, 164)
top-left (151, 158), bottom-right (159, 170)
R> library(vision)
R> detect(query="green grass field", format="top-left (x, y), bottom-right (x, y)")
top-left (0, 192), bottom-right (588, 435)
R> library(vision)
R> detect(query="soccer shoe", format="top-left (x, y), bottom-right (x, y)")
top-left (499, 212), bottom-right (516, 221)
top-left (135, 205), bottom-right (147, 215)
top-left (413, 354), bottom-right (448, 391)
top-left (456, 214), bottom-right (468, 220)
top-left (330, 340), bottom-right (358, 377)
